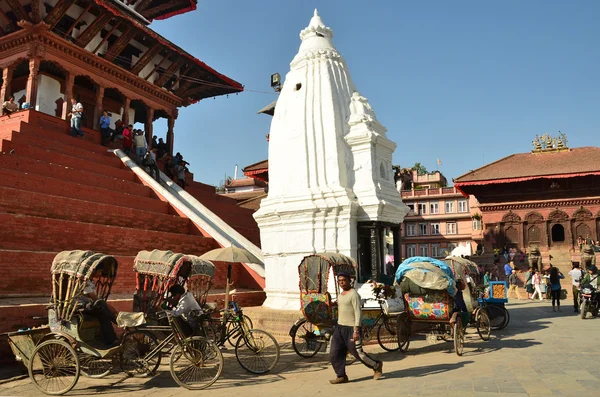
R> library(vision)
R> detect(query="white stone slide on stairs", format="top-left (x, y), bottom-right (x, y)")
top-left (112, 149), bottom-right (265, 277)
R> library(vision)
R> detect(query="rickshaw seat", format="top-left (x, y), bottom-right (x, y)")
top-left (301, 292), bottom-right (334, 326)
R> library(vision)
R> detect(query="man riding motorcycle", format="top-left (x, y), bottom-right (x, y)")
top-left (579, 265), bottom-right (599, 319)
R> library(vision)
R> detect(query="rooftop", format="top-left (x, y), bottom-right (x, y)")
top-left (226, 178), bottom-right (267, 189)
top-left (243, 160), bottom-right (268, 173)
top-left (454, 147), bottom-right (600, 185)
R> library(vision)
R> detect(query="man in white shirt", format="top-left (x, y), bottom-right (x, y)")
top-left (79, 266), bottom-right (119, 346)
top-left (569, 263), bottom-right (583, 313)
top-left (165, 285), bottom-right (202, 336)
top-left (68, 98), bottom-right (84, 137)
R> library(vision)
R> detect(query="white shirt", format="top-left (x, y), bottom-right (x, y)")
top-left (168, 291), bottom-right (201, 317)
top-left (71, 103), bottom-right (83, 119)
top-left (78, 279), bottom-right (96, 305)
top-left (569, 268), bottom-right (583, 287)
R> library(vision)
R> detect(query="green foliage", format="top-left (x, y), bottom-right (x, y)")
top-left (413, 162), bottom-right (428, 175)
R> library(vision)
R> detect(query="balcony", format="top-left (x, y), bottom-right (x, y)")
top-left (401, 186), bottom-right (462, 198)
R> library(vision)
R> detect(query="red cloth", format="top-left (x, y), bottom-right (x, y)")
top-left (123, 128), bottom-right (133, 148)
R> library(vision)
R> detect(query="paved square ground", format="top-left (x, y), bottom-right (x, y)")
top-left (2, 300), bottom-right (597, 397)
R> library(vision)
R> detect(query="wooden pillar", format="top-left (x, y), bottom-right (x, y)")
top-left (145, 107), bottom-right (154, 148)
top-left (0, 65), bottom-right (15, 102)
top-left (62, 72), bottom-right (74, 120)
top-left (122, 97), bottom-right (131, 126)
top-left (26, 58), bottom-right (40, 108)
top-left (93, 85), bottom-right (104, 130)
top-left (166, 115), bottom-right (175, 155)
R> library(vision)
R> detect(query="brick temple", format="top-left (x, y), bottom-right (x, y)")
top-left (455, 134), bottom-right (600, 275)
top-left (0, 0), bottom-right (264, 353)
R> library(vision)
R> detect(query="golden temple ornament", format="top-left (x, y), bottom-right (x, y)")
top-left (532, 131), bottom-right (569, 153)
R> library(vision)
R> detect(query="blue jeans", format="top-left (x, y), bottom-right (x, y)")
top-left (71, 117), bottom-right (83, 137)
top-left (136, 147), bottom-right (146, 164)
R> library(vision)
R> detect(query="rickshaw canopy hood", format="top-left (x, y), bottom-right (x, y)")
top-left (298, 253), bottom-right (357, 293)
top-left (133, 250), bottom-right (215, 279)
top-left (444, 256), bottom-right (479, 282)
top-left (395, 256), bottom-right (456, 296)
top-left (51, 250), bottom-right (118, 280)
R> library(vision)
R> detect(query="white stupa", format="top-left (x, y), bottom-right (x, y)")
top-left (254, 10), bottom-right (408, 310)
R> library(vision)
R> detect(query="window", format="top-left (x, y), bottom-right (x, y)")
top-left (445, 243), bottom-right (457, 256)
top-left (419, 244), bottom-right (429, 257)
top-left (445, 201), bottom-right (455, 213)
top-left (407, 204), bottom-right (415, 215)
top-left (447, 222), bottom-right (457, 235)
top-left (431, 243), bottom-right (441, 257)
top-left (419, 223), bottom-right (428, 236)
top-left (406, 244), bottom-right (416, 258)
top-left (430, 202), bottom-right (439, 214)
top-left (418, 203), bottom-right (427, 215)
top-left (473, 218), bottom-right (482, 230)
top-left (406, 223), bottom-right (416, 236)
top-left (431, 223), bottom-right (440, 235)
top-left (458, 200), bottom-right (468, 213)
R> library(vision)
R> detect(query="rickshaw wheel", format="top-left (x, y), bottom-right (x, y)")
top-left (396, 312), bottom-right (411, 353)
top-left (226, 315), bottom-right (253, 347)
top-left (476, 309), bottom-right (491, 341)
top-left (377, 318), bottom-right (399, 352)
top-left (487, 304), bottom-right (507, 330)
top-left (28, 339), bottom-right (80, 396)
top-left (235, 329), bottom-right (280, 374)
top-left (291, 318), bottom-right (323, 357)
top-left (453, 317), bottom-right (464, 356)
top-left (79, 353), bottom-right (112, 378)
top-left (169, 337), bottom-right (223, 390)
top-left (120, 330), bottom-right (161, 377)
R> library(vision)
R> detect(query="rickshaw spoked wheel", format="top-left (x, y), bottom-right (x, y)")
top-left (28, 339), bottom-right (80, 395)
top-left (453, 317), bottom-right (464, 356)
top-left (169, 336), bottom-right (223, 390)
top-left (235, 329), bottom-right (280, 374)
top-left (291, 318), bottom-right (323, 358)
top-left (487, 304), bottom-right (508, 330)
top-left (377, 317), bottom-right (400, 352)
top-left (395, 312), bottom-right (411, 353)
top-left (475, 309), bottom-right (491, 341)
top-left (120, 330), bottom-right (161, 377)
top-left (79, 353), bottom-right (112, 378)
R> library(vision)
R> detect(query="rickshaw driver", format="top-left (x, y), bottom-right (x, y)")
top-left (79, 265), bottom-right (120, 346)
top-left (329, 272), bottom-right (383, 384)
top-left (164, 285), bottom-right (203, 335)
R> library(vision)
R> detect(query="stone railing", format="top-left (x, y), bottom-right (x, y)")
top-left (401, 186), bottom-right (460, 198)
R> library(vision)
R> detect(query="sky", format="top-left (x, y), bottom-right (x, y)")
top-left (149, 0), bottom-right (600, 187)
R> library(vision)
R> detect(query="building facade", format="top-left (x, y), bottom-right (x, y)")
top-left (400, 186), bottom-right (482, 259)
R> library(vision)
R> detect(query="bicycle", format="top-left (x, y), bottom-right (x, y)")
top-left (196, 300), bottom-right (280, 374)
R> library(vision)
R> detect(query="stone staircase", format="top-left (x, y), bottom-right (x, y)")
top-left (0, 110), bottom-right (265, 338)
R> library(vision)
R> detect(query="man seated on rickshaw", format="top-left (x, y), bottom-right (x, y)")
top-left (164, 285), bottom-right (203, 336)
top-left (452, 279), bottom-right (470, 325)
top-left (79, 265), bottom-right (120, 347)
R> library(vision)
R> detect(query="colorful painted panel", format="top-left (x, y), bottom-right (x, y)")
top-left (301, 292), bottom-right (333, 325)
top-left (361, 309), bottom-right (380, 327)
top-left (405, 292), bottom-right (450, 320)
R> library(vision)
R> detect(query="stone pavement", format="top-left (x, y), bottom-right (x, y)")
top-left (2, 299), bottom-right (599, 397)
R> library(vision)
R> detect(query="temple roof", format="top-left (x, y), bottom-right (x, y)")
top-left (243, 159), bottom-right (268, 173)
top-left (107, 0), bottom-right (198, 23)
top-left (226, 178), bottom-right (267, 189)
top-left (257, 100), bottom-right (277, 115)
top-left (454, 147), bottom-right (600, 185)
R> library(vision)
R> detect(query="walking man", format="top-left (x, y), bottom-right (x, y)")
top-left (68, 98), bottom-right (84, 137)
top-left (569, 263), bottom-right (583, 313)
top-left (508, 269), bottom-right (522, 300)
top-left (329, 272), bottom-right (383, 384)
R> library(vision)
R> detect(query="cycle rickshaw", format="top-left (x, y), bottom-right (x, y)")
top-left (132, 249), bottom-right (279, 375)
top-left (444, 256), bottom-right (491, 341)
top-left (289, 253), bottom-right (399, 358)
top-left (6, 250), bottom-right (223, 395)
top-left (395, 257), bottom-right (467, 356)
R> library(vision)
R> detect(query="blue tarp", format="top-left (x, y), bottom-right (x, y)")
top-left (395, 256), bottom-right (457, 296)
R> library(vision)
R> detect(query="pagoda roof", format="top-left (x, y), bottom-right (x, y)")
top-left (106, 0), bottom-right (198, 23)
top-left (91, 0), bottom-right (243, 102)
top-left (454, 147), bottom-right (600, 186)
top-left (257, 100), bottom-right (277, 115)
top-left (243, 159), bottom-right (268, 173)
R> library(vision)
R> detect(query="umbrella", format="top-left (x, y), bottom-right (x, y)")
top-left (199, 246), bottom-right (263, 335)
top-left (199, 246), bottom-right (262, 265)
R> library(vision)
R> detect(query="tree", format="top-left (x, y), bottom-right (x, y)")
top-left (413, 162), bottom-right (428, 176)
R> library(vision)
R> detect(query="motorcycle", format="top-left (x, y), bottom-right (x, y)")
top-left (579, 276), bottom-right (599, 319)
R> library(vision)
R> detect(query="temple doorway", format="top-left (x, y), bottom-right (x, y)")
top-left (551, 224), bottom-right (565, 243)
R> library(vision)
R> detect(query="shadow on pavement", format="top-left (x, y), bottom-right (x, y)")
top-left (350, 360), bottom-right (475, 381)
